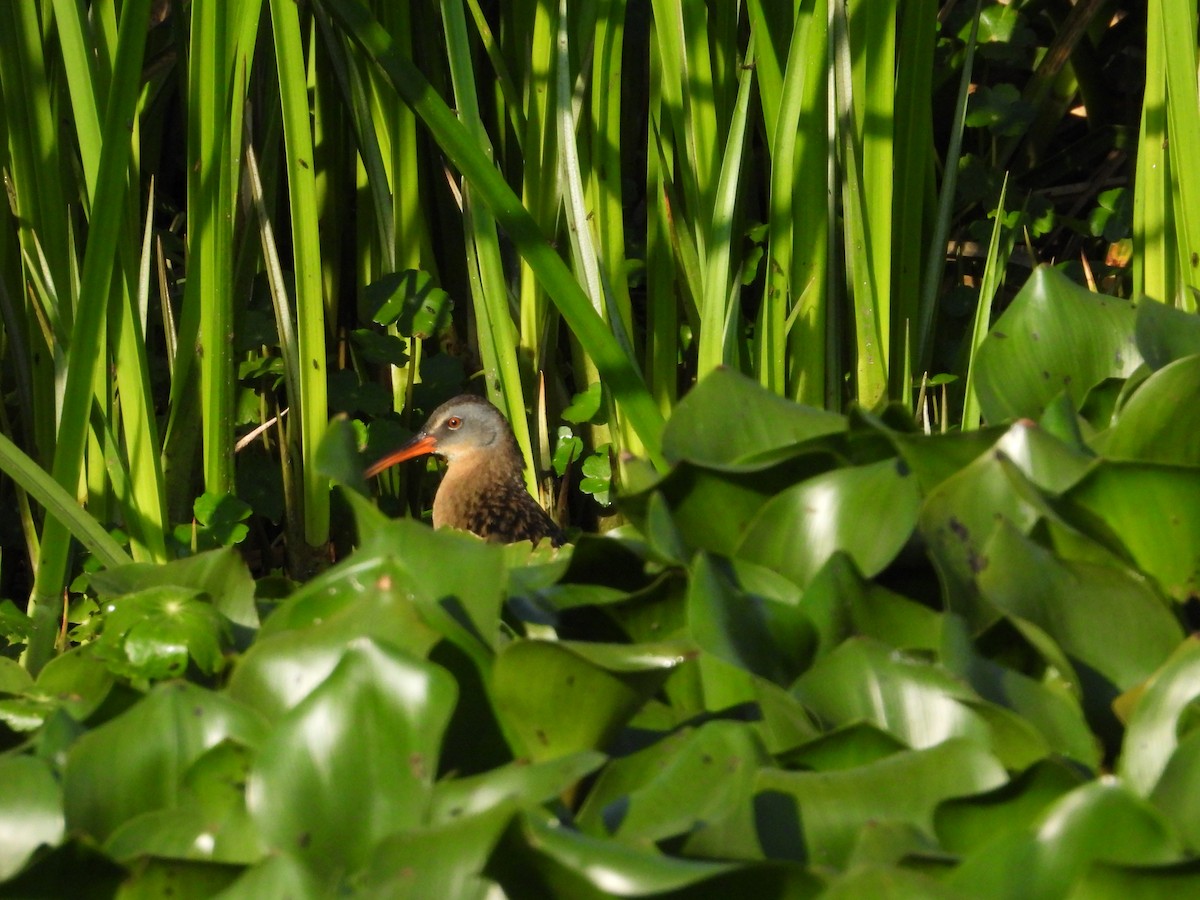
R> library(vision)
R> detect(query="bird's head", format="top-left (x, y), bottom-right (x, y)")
top-left (365, 394), bottom-right (519, 477)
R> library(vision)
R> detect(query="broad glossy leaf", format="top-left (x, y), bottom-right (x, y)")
top-left (1149, 729), bottom-right (1200, 851)
top-left (1120, 638), bottom-right (1200, 796)
top-left (246, 639), bottom-right (456, 879)
top-left (89, 547), bottom-right (257, 631)
top-left (974, 266), bottom-right (1141, 422)
top-left (111, 859), bottom-right (241, 898)
top-left (0, 658), bottom-right (32, 694)
top-left (992, 420), bottom-right (1095, 494)
top-left (0, 756), bottom-right (64, 880)
top-left (34, 647), bottom-right (115, 721)
top-left (919, 440), bottom-right (1057, 625)
top-left (492, 640), bottom-right (681, 761)
top-left (694, 653), bottom-right (821, 755)
top-left (1066, 462), bottom-right (1200, 601)
top-left (889, 427), bottom-right (1006, 494)
top-left (736, 458), bottom-right (921, 589)
top-left (801, 554), bottom-right (942, 657)
top-left (260, 519), bottom-right (505, 664)
top-left (210, 854), bottom-right (322, 900)
top-left (104, 741), bottom-right (264, 865)
top-left (663, 367), bottom-right (845, 467)
top-left (496, 811), bottom-right (752, 897)
top-left (780, 723), bottom-right (908, 772)
top-left (63, 683), bottom-right (268, 842)
top-left (430, 752), bottom-right (605, 824)
top-left (978, 524), bottom-right (1181, 698)
top-left (622, 456), bottom-right (838, 557)
top-left (821, 865), bottom-right (971, 899)
top-left (948, 779), bottom-right (1181, 898)
top-left (935, 758), bottom-right (1087, 855)
top-left (755, 739), bottom-right (1008, 869)
top-left (1069, 859), bottom-right (1200, 897)
top-left (1135, 297), bottom-right (1200, 369)
top-left (360, 807), bottom-right (509, 900)
top-left (227, 565), bottom-right (439, 721)
top-left (793, 639), bottom-right (1048, 768)
top-left (688, 554), bottom-right (815, 685)
top-left (941, 616), bottom-right (1100, 768)
top-left (92, 585), bottom-right (226, 681)
top-left (1098, 355), bottom-right (1200, 465)
top-left (576, 720), bottom-right (766, 843)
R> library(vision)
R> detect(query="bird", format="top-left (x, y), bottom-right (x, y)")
top-left (366, 394), bottom-right (566, 547)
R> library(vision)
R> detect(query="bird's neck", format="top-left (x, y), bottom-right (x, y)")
top-left (433, 447), bottom-right (526, 530)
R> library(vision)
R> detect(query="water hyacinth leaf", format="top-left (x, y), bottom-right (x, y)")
top-left (1071, 860), bottom-right (1200, 897)
top-left (496, 811), bottom-right (760, 897)
top-left (947, 780), bottom-right (1182, 898)
top-left (736, 458), bottom-right (921, 590)
top-left (1120, 638), bottom-right (1200, 797)
top-left (920, 443), bottom-right (1060, 625)
top-left (104, 741), bottom-right (264, 865)
top-left (887, 427), bottom-right (1005, 494)
top-left (33, 648), bottom-right (115, 721)
top-left (491, 640), bottom-right (682, 761)
top-left (360, 806), bottom-right (511, 900)
top-left (793, 638), bottom-right (1047, 768)
top-left (991, 420), bottom-right (1095, 495)
top-left (820, 865), bottom-right (969, 900)
top-left (1065, 462), bottom-right (1200, 602)
top-left (430, 752), bottom-right (606, 825)
top-left (259, 518), bottom-right (505, 657)
top-left (0, 755), bottom-right (64, 880)
top-left (91, 585), bottom-right (227, 681)
top-left (781, 723), bottom-right (909, 773)
top-left (941, 616), bottom-right (1100, 768)
top-left (227, 566), bottom-right (440, 721)
top-left (687, 554), bottom-right (815, 685)
top-left (361, 268), bottom-right (452, 339)
top-left (246, 639), bottom-right (457, 878)
top-left (755, 739), bottom-right (1008, 869)
top-left (112, 859), bottom-right (241, 898)
top-left (1149, 729), bottom-right (1200, 851)
top-left (695, 653), bottom-right (821, 755)
top-left (1135, 297), bottom-right (1200, 369)
top-left (212, 853), bottom-right (323, 900)
top-left (88, 547), bottom-right (258, 631)
top-left (935, 758), bottom-right (1088, 855)
top-left (801, 553), bottom-right (943, 657)
top-left (973, 266), bottom-right (1141, 422)
top-left (63, 683), bottom-right (268, 842)
top-left (1098, 355), bottom-right (1200, 465)
top-left (575, 720), bottom-right (766, 844)
top-left (978, 524), bottom-right (1182, 698)
top-left (662, 368), bottom-right (845, 467)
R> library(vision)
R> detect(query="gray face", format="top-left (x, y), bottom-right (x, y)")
top-left (421, 395), bottom-right (510, 461)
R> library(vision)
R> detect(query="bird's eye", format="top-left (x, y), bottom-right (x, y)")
top-left (446, 416), bottom-right (463, 430)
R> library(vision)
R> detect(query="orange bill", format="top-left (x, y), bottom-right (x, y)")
top-left (365, 434), bottom-right (438, 478)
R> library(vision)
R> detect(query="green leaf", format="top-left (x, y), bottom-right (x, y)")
top-left (349, 328), bottom-right (410, 366)
top-left (662, 368), bottom-right (845, 467)
top-left (977, 524), bottom-right (1182, 700)
top-left (63, 683), bottom-right (268, 842)
top-left (104, 741), bottom-right (265, 865)
top-left (948, 780), bottom-right (1182, 898)
top-left (361, 269), bottom-right (452, 339)
top-left (430, 752), bottom-right (606, 825)
top-left (755, 739), bottom-right (1008, 869)
top-left (793, 639), bottom-right (1048, 768)
top-left (492, 640), bottom-right (683, 761)
top-left (576, 720), bottom-right (766, 844)
top-left (1066, 462), bottom-right (1200, 602)
top-left (246, 639), bottom-right (457, 879)
top-left (0, 755), bottom-right (64, 880)
top-left (92, 585), bottom-right (227, 681)
top-left (1120, 638), bottom-right (1200, 797)
top-left (736, 458), bottom-right (921, 589)
top-left (88, 547), bottom-right (258, 631)
top-left (1135, 299), bottom-right (1200, 370)
top-left (1098, 355), bottom-right (1200, 465)
top-left (974, 266), bottom-right (1141, 422)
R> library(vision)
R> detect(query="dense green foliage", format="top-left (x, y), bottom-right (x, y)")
top-left (3, 0), bottom-right (1200, 895)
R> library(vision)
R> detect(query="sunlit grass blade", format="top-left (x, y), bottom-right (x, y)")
top-left (271, 0), bottom-right (330, 553)
top-left (963, 173), bottom-right (1010, 430)
top-left (27, 0), bottom-right (153, 673)
top-left (322, 0), bottom-right (666, 467)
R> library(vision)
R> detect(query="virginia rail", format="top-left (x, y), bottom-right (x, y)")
top-left (366, 394), bottom-right (565, 547)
